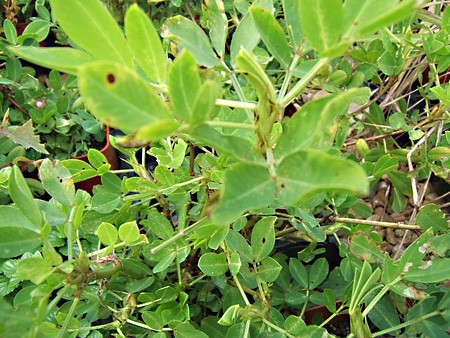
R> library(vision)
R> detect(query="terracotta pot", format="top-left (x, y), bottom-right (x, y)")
top-left (304, 301), bottom-right (348, 326)
top-left (74, 126), bottom-right (119, 193)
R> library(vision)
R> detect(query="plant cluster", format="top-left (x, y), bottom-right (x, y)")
top-left (0, 0), bottom-right (449, 337)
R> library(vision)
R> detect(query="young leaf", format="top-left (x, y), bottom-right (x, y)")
top-left (168, 50), bottom-right (201, 122)
top-left (211, 163), bottom-right (276, 225)
top-left (125, 4), bottom-right (167, 83)
top-left (39, 159), bottom-right (75, 207)
top-left (119, 221), bottom-right (140, 244)
top-left (78, 61), bottom-right (174, 135)
top-left (276, 150), bottom-right (368, 206)
top-left (8, 46), bottom-right (94, 74)
top-left (198, 252), bottom-right (228, 276)
top-left (203, 0), bottom-right (228, 58)
top-left (50, 0), bottom-right (133, 67)
top-left (0, 206), bottom-right (41, 258)
top-left (250, 6), bottom-right (291, 68)
top-left (9, 166), bottom-right (42, 228)
top-left (251, 216), bottom-right (276, 262)
top-left (97, 222), bottom-right (118, 246)
top-left (162, 15), bottom-right (219, 67)
top-left (3, 19), bottom-right (17, 44)
top-left (298, 0), bottom-right (345, 56)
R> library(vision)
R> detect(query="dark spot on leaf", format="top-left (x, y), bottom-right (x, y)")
top-left (262, 238), bottom-right (266, 244)
top-left (107, 73), bottom-right (116, 84)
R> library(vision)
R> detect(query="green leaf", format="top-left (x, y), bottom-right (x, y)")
top-left (39, 159), bottom-right (75, 207)
top-left (162, 15), bottom-right (219, 67)
top-left (226, 230), bottom-right (253, 263)
top-left (211, 163), bottom-right (276, 225)
top-left (285, 315), bottom-right (306, 335)
top-left (282, 0), bottom-right (303, 50)
top-left (198, 252), bottom-right (228, 276)
top-left (230, 9), bottom-right (260, 68)
top-left (404, 258), bottom-right (450, 283)
top-left (378, 50), bottom-right (404, 75)
top-left (275, 88), bottom-right (371, 159)
top-left (366, 293), bottom-right (401, 333)
top-left (145, 211), bottom-right (175, 240)
top-left (251, 216), bottom-right (276, 262)
top-left (78, 61), bottom-right (174, 135)
top-left (20, 19), bottom-right (50, 42)
top-left (3, 19), bottom-right (17, 44)
top-left (9, 166), bottom-right (42, 228)
top-left (203, 0), bottom-right (228, 58)
top-left (416, 204), bottom-right (448, 233)
top-left (118, 221), bottom-right (140, 244)
top-left (50, 0), bottom-right (133, 67)
top-left (16, 258), bottom-right (55, 284)
top-left (153, 251), bottom-right (176, 273)
top-left (289, 258), bottom-right (308, 288)
top-left (343, 0), bottom-right (418, 38)
top-left (191, 80), bottom-right (221, 126)
top-left (173, 322), bottom-right (209, 338)
top-left (0, 206), bottom-right (41, 258)
top-left (97, 222), bottom-right (118, 246)
top-left (372, 154), bottom-right (399, 177)
top-left (298, 0), bottom-right (345, 56)
top-left (125, 4), bottom-right (167, 83)
top-left (250, 6), bottom-right (291, 68)
top-left (87, 149), bottom-right (108, 170)
top-left (168, 50), bottom-right (201, 122)
top-left (276, 150), bottom-right (368, 206)
top-left (309, 258), bottom-right (329, 289)
top-left (0, 120), bottom-right (48, 154)
top-left (229, 252), bottom-right (242, 275)
top-left (258, 256), bottom-right (282, 283)
top-left (349, 233), bottom-right (384, 263)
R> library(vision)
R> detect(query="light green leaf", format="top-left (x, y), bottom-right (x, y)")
top-left (416, 204), bottom-right (448, 233)
top-left (203, 0), bottom-right (228, 58)
top-left (276, 150), bottom-right (368, 205)
top-left (251, 6), bottom-right (291, 68)
top-left (119, 221), bottom-right (140, 244)
top-left (191, 80), bottom-right (221, 126)
top-left (298, 0), bottom-right (345, 56)
top-left (9, 166), bottom-right (42, 228)
top-left (39, 159), bottom-right (75, 207)
top-left (97, 222), bottom-right (118, 246)
top-left (404, 258), bottom-right (450, 283)
top-left (275, 88), bottom-right (370, 159)
top-left (229, 252), bottom-right (242, 275)
top-left (162, 15), bottom-right (219, 67)
top-left (343, 0), bottom-right (418, 38)
top-left (282, 0), bottom-right (303, 50)
top-left (168, 50), bottom-right (201, 122)
top-left (3, 19), bottom-right (17, 44)
top-left (19, 19), bottom-right (50, 42)
top-left (78, 61), bottom-right (173, 134)
top-left (258, 256), bottom-right (282, 282)
top-left (0, 206), bottom-right (41, 258)
top-left (16, 258), bottom-right (55, 284)
top-left (125, 4), bottom-right (167, 83)
top-left (50, 0), bottom-right (133, 67)
top-left (211, 163), bottom-right (276, 225)
top-left (9, 46), bottom-right (94, 74)
top-left (198, 252), bottom-right (228, 276)
top-left (251, 216), bottom-right (276, 262)
top-left (372, 154), bottom-right (399, 177)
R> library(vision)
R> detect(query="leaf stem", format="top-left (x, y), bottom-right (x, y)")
top-left (278, 53), bottom-right (301, 102)
top-left (280, 58), bottom-right (330, 107)
top-left (150, 217), bottom-right (207, 255)
top-left (372, 311), bottom-right (441, 337)
top-left (57, 296), bottom-right (80, 338)
top-left (262, 318), bottom-right (296, 338)
top-left (215, 98), bottom-right (257, 110)
top-left (332, 216), bottom-right (421, 230)
top-left (206, 120), bottom-right (255, 130)
top-left (362, 277), bottom-right (402, 317)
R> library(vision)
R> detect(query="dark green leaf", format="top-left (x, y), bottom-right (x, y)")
top-left (198, 252), bottom-right (228, 276)
top-left (251, 216), bottom-right (276, 262)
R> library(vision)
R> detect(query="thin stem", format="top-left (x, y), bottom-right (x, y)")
top-left (67, 206), bottom-right (77, 263)
top-left (58, 296), bottom-right (80, 338)
top-left (278, 53), bottom-right (301, 102)
top-left (262, 318), bottom-right (296, 338)
top-left (215, 98), bottom-right (257, 110)
top-left (332, 216), bottom-right (421, 230)
top-left (318, 304), bottom-right (347, 328)
top-left (362, 277), bottom-right (402, 317)
top-left (158, 176), bottom-right (204, 194)
top-left (372, 311), bottom-right (441, 337)
top-left (206, 120), bottom-right (255, 130)
top-left (243, 319), bottom-right (251, 338)
top-left (126, 318), bottom-right (172, 332)
top-left (150, 217), bottom-right (207, 255)
top-left (280, 58), bottom-right (330, 107)
top-left (88, 237), bottom-right (148, 257)
top-left (233, 275), bottom-right (251, 306)
top-left (46, 284), bottom-right (72, 318)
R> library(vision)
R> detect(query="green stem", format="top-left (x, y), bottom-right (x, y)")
top-left (215, 98), bottom-right (257, 110)
top-left (280, 58), bottom-right (330, 107)
top-left (372, 311), bottom-right (441, 337)
top-left (318, 304), bottom-right (347, 328)
top-left (299, 290), bottom-right (310, 318)
top-left (58, 296), bottom-right (80, 338)
top-left (126, 319), bottom-right (172, 332)
top-left (233, 274), bottom-right (251, 306)
top-left (243, 319), bottom-right (251, 338)
top-left (67, 206), bottom-right (76, 263)
top-left (150, 217), bottom-right (207, 255)
top-left (278, 53), bottom-right (301, 102)
top-left (262, 318), bottom-right (296, 338)
top-left (362, 277), bottom-right (402, 317)
top-left (88, 238), bottom-right (148, 257)
top-left (46, 284), bottom-right (72, 318)
top-left (207, 120), bottom-right (255, 130)
top-left (67, 320), bottom-right (121, 332)
top-left (158, 176), bottom-right (204, 194)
